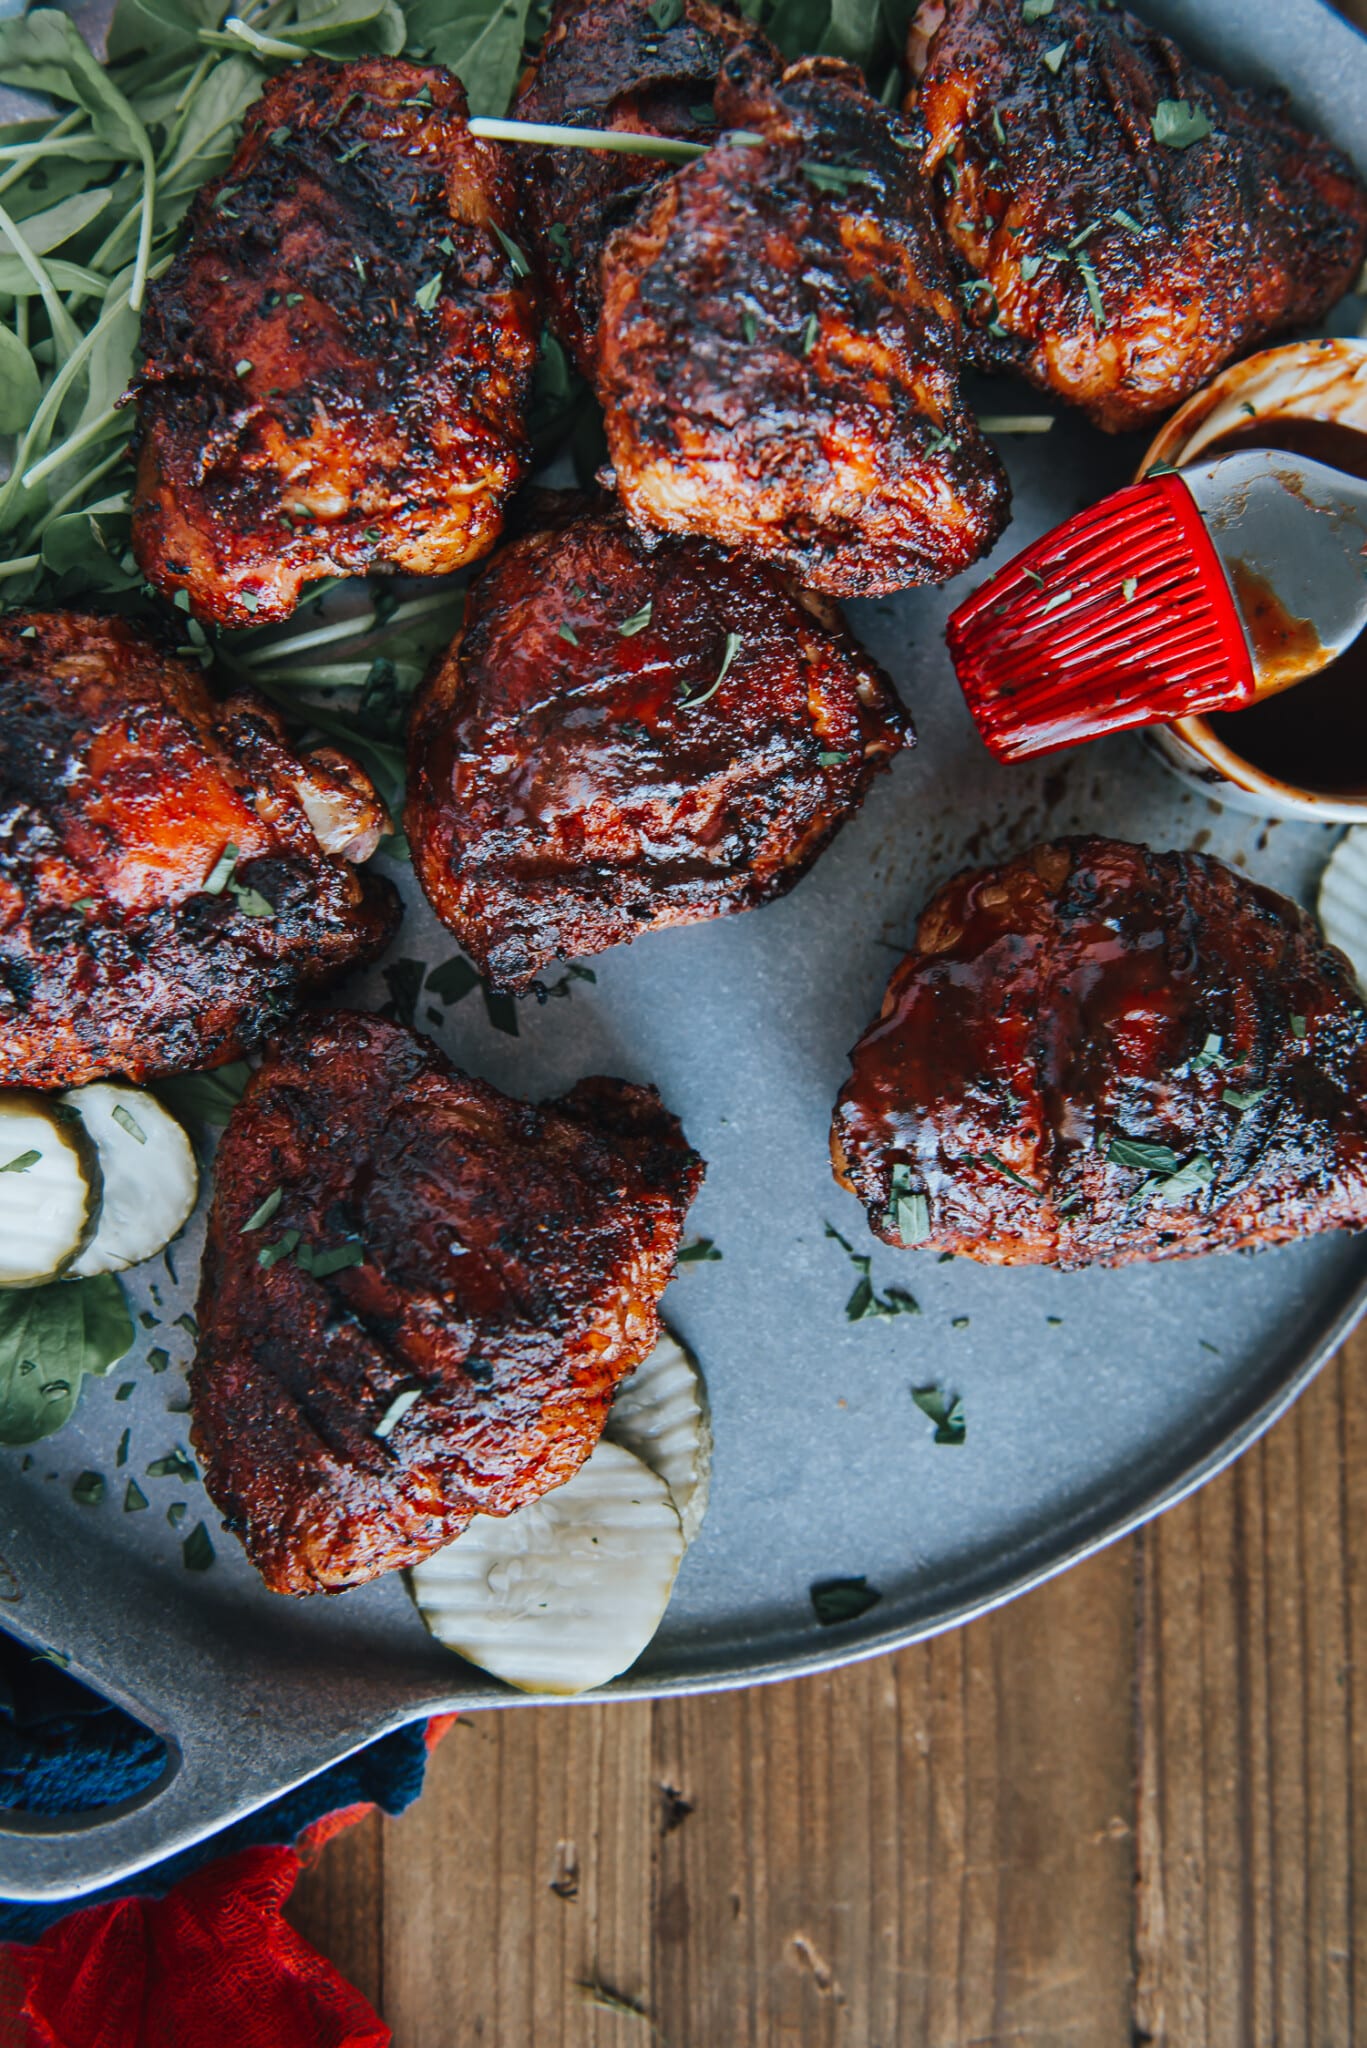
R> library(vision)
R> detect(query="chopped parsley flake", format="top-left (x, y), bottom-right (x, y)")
top-left (414, 272), bottom-right (443, 313)
top-left (234, 358), bottom-right (252, 377)
top-left (241, 1186), bottom-right (284, 1234)
top-left (1121, 577), bottom-right (1139, 601)
top-left (618, 601), bottom-right (653, 636)
top-left (800, 160), bottom-right (873, 195)
top-left (810, 1576), bottom-right (881, 1626)
top-left (557, 622), bottom-right (580, 646)
top-left (0, 1150), bottom-right (40, 1175)
top-left (677, 1237), bottom-right (722, 1263)
top-left (1222, 1085), bottom-right (1266, 1112)
top-left (112, 1104), bottom-right (146, 1145)
top-left (681, 631), bottom-right (741, 710)
top-left (492, 224), bottom-right (531, 276)
top-left (1151, 99), bottom-right (1211, 148)
top-left (912, 1385), bottom-right (966, 1444)
top-left (1110, 207), bottom-right (1144, 233)
top-left (1189, 1031), bottom-right (1227, 1073)
top-left (1042, 40), bottom-right (1068, 71)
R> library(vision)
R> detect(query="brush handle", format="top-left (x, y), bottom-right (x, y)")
top-left (947, 473), bottom-right (1257, 764)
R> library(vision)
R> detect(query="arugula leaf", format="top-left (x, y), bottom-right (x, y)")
top-left (154, 1060), bottom-right (251, 1128)
top-left (0, 1275), bottom-right (133, 1445)
top-left (0, 324), bottom-right (41, 436)
top-left (404, 0), bottom-right (536, 116)
top-left (810, 1575), bottom-right (881, 1626)
top-left (1107, 1136), bottom-right (1180, 1175)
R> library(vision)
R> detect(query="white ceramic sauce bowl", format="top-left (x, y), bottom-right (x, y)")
top-left (1140, 336), bottom-right (1367, 821)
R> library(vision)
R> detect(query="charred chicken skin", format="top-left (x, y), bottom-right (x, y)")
top-left (512, 0), bottom-right (772, 376)
top-left (596, 45), bottom-right (1010, 595)
top-left (908, 0), bottom-right (1367, 431)
top-left (191, 1010), bottom-right (703, 1595)
top-left (130, 58), bottom-right (539, 627)
top-left (406, 493), bottom-right (909, 991)
top-left (832, 837), bottom-right (1367, 1268)
top-left (0, 613), bottom-right (399, 1090)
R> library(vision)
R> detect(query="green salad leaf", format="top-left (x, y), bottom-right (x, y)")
top-left (0, 1275), bottom-right (134, 1445)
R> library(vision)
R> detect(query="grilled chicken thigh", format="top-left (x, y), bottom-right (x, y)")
top-left (0, 613), bottom-right (398, 1089)
top-left (596, 45), bottom-right (1009, 594)
top-left (908, 0), bottom-right (1367, 430)
top-left (406, 494), bottom-right (909, 990)
top-left (513, 0), bottom-right (771, 375)
top-left (832, 838), bottom-right (1367, 1267)
top-left (131, 58), bottom-right (539, 627)
top-left (191, 1011), bottom-right (703, 1595)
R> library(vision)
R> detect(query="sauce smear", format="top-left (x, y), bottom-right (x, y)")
top-left (1204, 415), bottom-right (1367, 796)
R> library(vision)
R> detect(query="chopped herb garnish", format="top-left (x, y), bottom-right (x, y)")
top-left (912, 1385), bottom-right (966, 1444)
top-left (234, 358), bottom-right (252, 377)
top-left (258, 1228), bottom-right (301, 1270)
top-left (741, 308), bottom-right (758, 345)
top-left (975, 1151), bottom-right (1038, 1193)
top-left (116, 1428), bottom-right (129, 1468)
top-left (72, 898), bottom-right (96, 913)
top-left (800, 160), bottom-right (873, 195)
top-left (269, 126), bottom-right (291, 146)
top-left (801, 313), bottom-right (819, 355)
top-left (826, 1222), bottom-right (920, 1320)
top-left (182, 1522), bottom-right (215, 1571)
top-left (885, 1164), bottom-right (931, 1244)
top-left (0, 1150), bottom-right (40, 1175)
top-left (558, 623), bottom-right (580, 647)
top-left (374, 1386), bottom-right (422, 1440)
top-left (1023, 565), bottom-right (1045, 589)
top-left (1110, 207), bottom-right (1144, 233)
top-left (1121, 577), bottom-right (1139, 601)
top-left (1072, 247), bottom-right (1105, 328)
top-left (298, 1239), bottom-right (366, 1279)
top-left (648, 0), bottom-right (683, 23)
top-left (818, 750), bottom-right (850, 767)
top-left (1018, 252), bottom-right (1045, 282)
top-left (337, 140), bottom-right (369, 163)
top-left (810, 1576), bottom-right (881, 1626)
top-left (1046, 1315), bottom-right (1063, 1327)
top-left (547, 222), bottom-right (573, 265)
top-left (1240, 401), bottom-right (1257, 419)
top-left (111, 1104), bottom-right (147, 1145)
top-left (677, 1237), bottom-right (722, 1263)
top-left (1042, 40), bottom-right (1068, 71)
top-left (1038, 587), bottom-right (1074, 615)
top-left (1152, 1153), bottom-right (1215, 1202)
top-left (146, 1348), bottom-right (170, 1374)
top-left (1291, 1014), bottom-right (1307, 1040)
top-left (115, 1381), bottom-right (136, 1400)
top-left (618, 601), bottom-right (653, 636)
top-left (1222, 1085), bottom-right (1266, 1112)
top-left (174, 1313), bottom-right (197, 1343)
top-left (285, 292), bottom-right (305, 306)
top-left (951, 1315), bottom-right (971, 1329)
top-left (1022, 0), bottom-right (1054, 15)
top-left (147, 1448), bottom-right (198, 1484)
top-left (414, 272), bottom-right (443, 312)
top-left (1150, 99), bottom-right (1211, 148)
top-left (203, 843), bottom-right (239, 896)
top-left (1189, 1031), bottom-right (1227, 1073)
top-left (72, 1471), bottom-right (104, 1506)
top-left (242, 1187), bottom-right (284, 1234)
top-left (992, 107), bottom-right (1008, 146)
top-left (681, 631), bottom-right (741, 710)
top-left (1108, 1136), bottom-right (1180, 1174)
top-left (167, 1502), bottom-right (187, 1529)
top-left (124, 1480), bottom-right (148, 1512)
top-left (492, 224), bottom-right (531, 277)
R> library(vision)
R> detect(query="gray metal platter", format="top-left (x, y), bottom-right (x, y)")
top-left (1, 0), bottom-right (1365, 1904)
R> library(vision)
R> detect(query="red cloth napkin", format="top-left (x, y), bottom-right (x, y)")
top-left (0, 1718), bottom-right (456, 2048)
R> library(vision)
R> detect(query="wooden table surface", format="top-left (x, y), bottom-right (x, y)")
top-left (287, 1317), bottom-right (1367, 2046)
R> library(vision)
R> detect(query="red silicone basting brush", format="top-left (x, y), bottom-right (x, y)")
top-left (946, 449), bottom-right (1367, 764)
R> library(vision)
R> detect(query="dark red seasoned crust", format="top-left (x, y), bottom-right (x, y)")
top-left (406, 493), bottom-right (909, 990)
top-left (0, 612), bottom-right (398, 1089)
top-left (513, 0), bottom-right (772, 376)
top-left (832, 837), bottom-right (1367, 1268)
top-left (597, 47), bottom-right (1009, 595)
top-left (191, 1011), bottom-right (704, 1595)
top-left (910, 0), bottom-right (1367, 429)
top-left (131, 57), bottom-right (539, 626)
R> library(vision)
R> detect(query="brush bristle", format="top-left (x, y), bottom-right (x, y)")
top-left (947, 472), bottom-right (1256, 763)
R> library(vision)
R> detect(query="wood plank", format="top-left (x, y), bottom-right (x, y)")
top-left (374, 1702), bottom-right (656, 2048)
top-left (288, 1807), bottom-right (385, 2015)
top-left (1132, 1329), bottom-right (1365, 2046)
top-left (649, 1538), bottom-right (1136, 2048)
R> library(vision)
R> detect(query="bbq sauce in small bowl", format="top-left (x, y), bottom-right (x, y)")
top-left (1203, 416), bottom-right (1367, 797)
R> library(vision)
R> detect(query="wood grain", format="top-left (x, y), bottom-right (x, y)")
top-left (289, 1325), bottom-right (1367, 2045)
